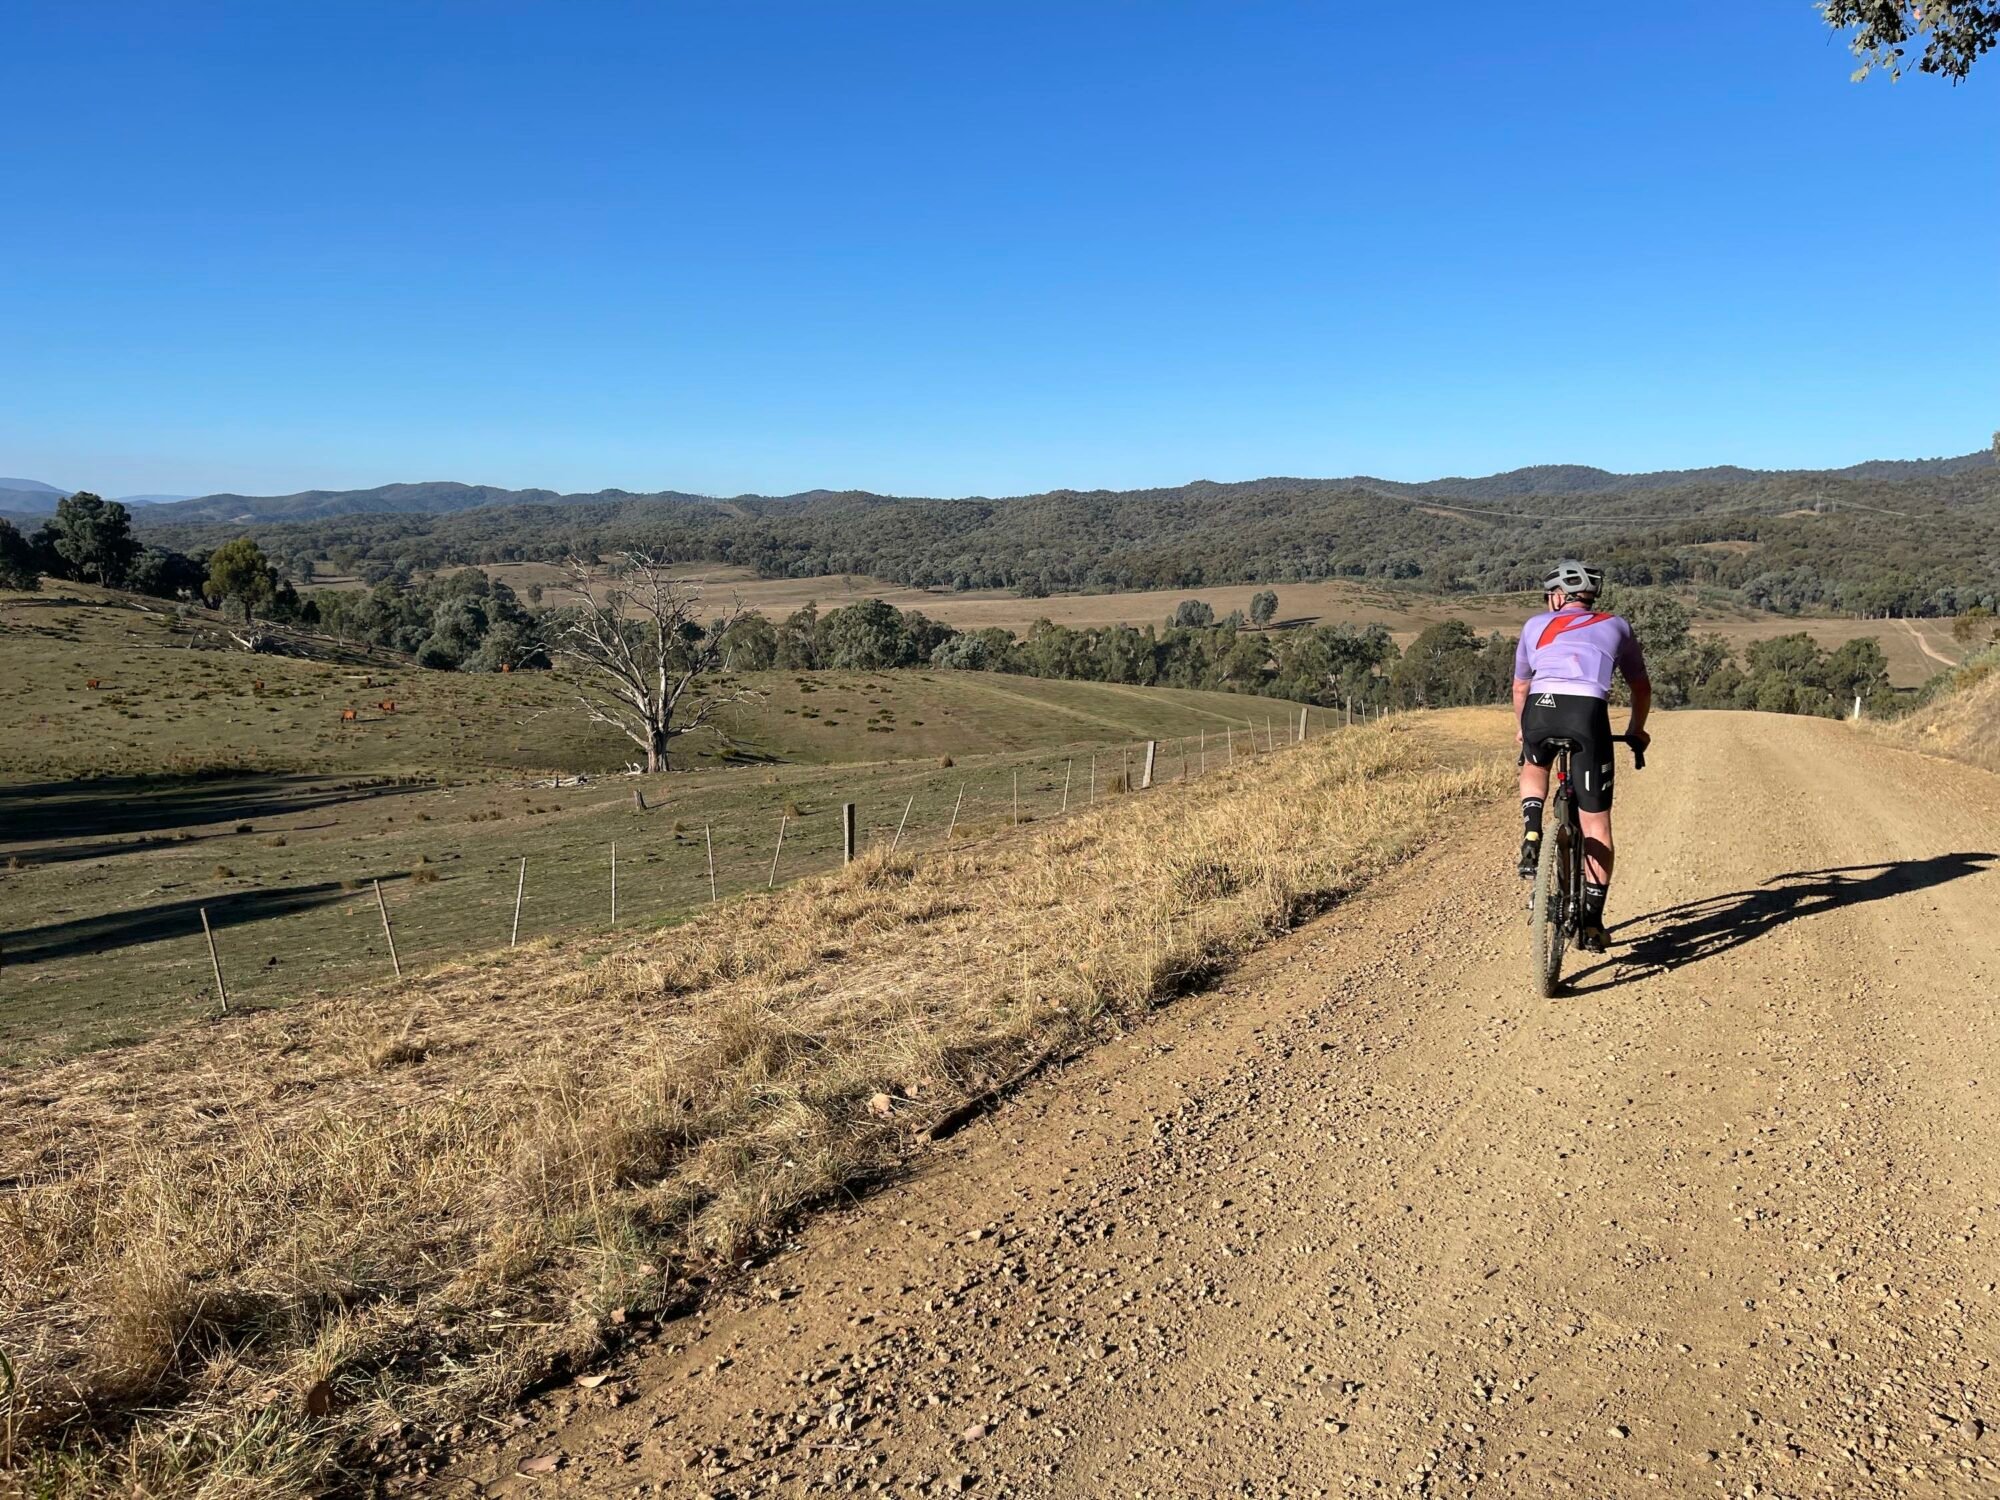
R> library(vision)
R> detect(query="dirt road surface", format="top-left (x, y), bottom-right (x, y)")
top-left (1901, 619), bottom-right (1962, 671)
top-left (446, 711), bottom-right (2000, 1498)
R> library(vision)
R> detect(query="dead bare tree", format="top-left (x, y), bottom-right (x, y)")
top-left (545, 553), bottom-right (756, 773)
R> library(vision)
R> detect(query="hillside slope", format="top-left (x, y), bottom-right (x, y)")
top-left (1896, 652), bottom-right (2000, 773)
top-left (453, 710), bottom-right (2000, 1498)
top-left (134, 461), bottom-right (2000, 614)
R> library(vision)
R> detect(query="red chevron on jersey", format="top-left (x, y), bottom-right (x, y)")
top-left (1536, 610), bottom-right (1612, 650)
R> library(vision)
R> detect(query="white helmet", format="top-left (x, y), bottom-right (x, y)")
top-left (1542, 559), bottom-right (1604, 597)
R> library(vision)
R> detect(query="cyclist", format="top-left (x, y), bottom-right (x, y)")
top-left (1514, 560), bottom-right (1651, 952)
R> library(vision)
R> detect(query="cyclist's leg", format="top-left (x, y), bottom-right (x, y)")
top-left (1579, 808), bottom-right (1613, 887)
top-left (1572, 698), bottom-right (1617, 944)
top-left (1517, 703), bottom-right (1556, 876)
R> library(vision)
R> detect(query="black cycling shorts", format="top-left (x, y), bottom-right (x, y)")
top-left (1520, 692), bottom-right (1616, 813)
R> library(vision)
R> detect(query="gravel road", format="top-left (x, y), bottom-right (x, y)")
top-left (447, 710), bottom-right (2000, 1498)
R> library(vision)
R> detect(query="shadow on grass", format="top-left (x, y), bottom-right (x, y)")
top-left (0, 879), bottom-right (396, 965)
top-left (0, 773), bottom-right (427, 852)
top-left (1564, 852), bottom-right (1995, 994)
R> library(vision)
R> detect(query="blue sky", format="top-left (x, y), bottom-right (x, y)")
top-left (2, 2), bottom-right (1995, 499)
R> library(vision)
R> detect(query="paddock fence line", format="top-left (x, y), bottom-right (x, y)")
top-left (4, 704), bottom-right (1403, 1043)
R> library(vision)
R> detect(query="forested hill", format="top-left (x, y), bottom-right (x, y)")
top-left (131, 453), bottom-right (2000, 617)
top-left (137, 450), bottom-right (1998, 524)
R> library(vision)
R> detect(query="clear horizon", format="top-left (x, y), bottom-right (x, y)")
top-left (4, 3), bottom-right (1996, 500)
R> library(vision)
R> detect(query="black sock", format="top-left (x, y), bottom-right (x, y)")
top-left (1521, 797), bottom-right (1544, 836)
top-left (1582, 881), bottom-right (1608, 924)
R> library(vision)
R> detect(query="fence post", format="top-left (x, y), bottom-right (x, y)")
top-left (767, 812), bottom-right (788, 888)
top-left (372, 879), bottom-right (402, 979)
top-left (1298, 705), bottom-right (1308, 742)
top-left (200, 906), bottom-right (229, 1014)
top-left (610, 841), bottom-right (618, 922)
top-left (1060, 758), bottom-right (1073, 813)
top-left (1200, 729), bottom-right (1207, 774)
top-left (890, 794), bottom-right (914, 854)
top-left (1012, 770), bottom-right (1019, 825)
top-left (705, 823), bottom-right (717, 902)
top-left (1090, 755), bottom-right (1097, 804)
top-left (511, 856), bottom-right (526, 946)
top-left (842, 802), bottom-right (857, 863)
top-left (947, 783), bottom-right (965, 842)
top-left (1140, 740), bottom-right (1157, 790)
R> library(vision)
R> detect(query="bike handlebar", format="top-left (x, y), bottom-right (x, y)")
top-left (1613, 733), bottom-right (1648, 771)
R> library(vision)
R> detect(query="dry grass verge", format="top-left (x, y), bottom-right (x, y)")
top-left (1888, 646), bottom-right (2000, 774)
top-left (0, 719), bottom-right (1504, 1496)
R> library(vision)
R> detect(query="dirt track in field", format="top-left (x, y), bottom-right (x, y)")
top-left (445, 711), bottom-right (2000, 1499)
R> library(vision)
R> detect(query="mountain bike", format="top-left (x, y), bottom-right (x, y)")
top-left (1528, 733), bottom-right (1645, 997)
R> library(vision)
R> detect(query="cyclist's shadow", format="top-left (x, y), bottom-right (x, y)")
top-left (1564, 851), bottom-right (1996, 994)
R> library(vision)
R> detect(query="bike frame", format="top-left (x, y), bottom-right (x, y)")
top-left (1527, 733), bottom-right (1645, 996)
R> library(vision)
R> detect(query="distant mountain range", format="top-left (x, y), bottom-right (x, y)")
top-left (13, 450), bottom-right (1996, 617)
top-left (65, 448), bottom-right (1991, 526)
top-left (0, 479), bottom-right (192, 517)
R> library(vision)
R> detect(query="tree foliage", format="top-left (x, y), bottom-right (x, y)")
top-left (204, 536), bottom-right (283, 618)
top-left (1821, 0), bottom-right (1999, 79)
top-left (310, 568), bottom-right (540, 669)
top-left (45, 493), bottom-right (138, 586)
top-left (0, 519), bottom-right (39, 590)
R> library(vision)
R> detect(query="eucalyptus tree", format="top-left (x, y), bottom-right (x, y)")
top-left (544, 553), bottom-right (755, 772)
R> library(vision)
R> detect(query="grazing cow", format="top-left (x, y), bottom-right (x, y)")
top-left (85, 678), bottom-right (101, 689)
top-left (379, 699), bottom-right (396, 713)
top-left (341, 708), bottom-right (358, 722)
top-left (253, 679), bottom-right (264, 692)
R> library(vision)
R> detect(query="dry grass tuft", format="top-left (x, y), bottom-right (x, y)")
top-left (0, 720), bottom-right (1502, 1495)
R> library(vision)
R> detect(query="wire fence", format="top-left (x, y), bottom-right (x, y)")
top-left (4, 704), bottom-right (1392, 1053)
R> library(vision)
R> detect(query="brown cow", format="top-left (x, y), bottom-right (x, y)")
top-left (85, 678), bottom-right (101, 689)
top-left (341, 709), bottom-right (358, 722)
top-left (253, 679), bottom-right (264, 692)
top-left (379, 700), bottom-right (396, 713)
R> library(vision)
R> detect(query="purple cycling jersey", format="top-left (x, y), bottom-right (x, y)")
top-left (1513, 605), bottom-right (1648, 701)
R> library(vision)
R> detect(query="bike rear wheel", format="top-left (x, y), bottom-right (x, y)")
top-left (1528, 785), bottom-right (1572, 997)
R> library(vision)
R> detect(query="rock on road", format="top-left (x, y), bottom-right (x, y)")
top-left (450, 710), bottom-right (2000, 1498)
